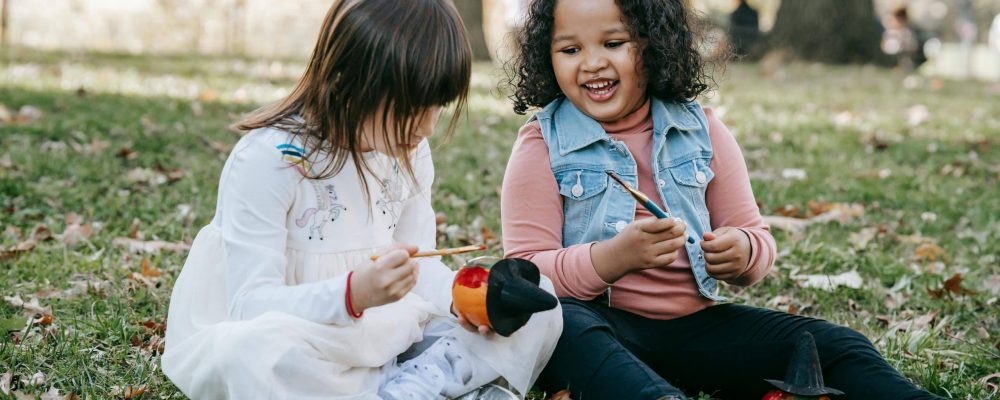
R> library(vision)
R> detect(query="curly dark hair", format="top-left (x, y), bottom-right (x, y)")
top-left (505, 0), bottom-right (714, 115)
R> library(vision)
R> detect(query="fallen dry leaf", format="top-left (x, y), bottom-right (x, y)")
top-left (27, 371), bottom-right (45, 387)
top-left (1, 371), bottom-right (10, 395)
top-left (140, 258), bottom-right (163, 278)
top-left (124, 385), bottom-right (146, 399)
top-left (129, 272), bottom-right (157, 289)
top-left (915, 243), bottom-right (945, 262)
top-left (980, 372), bottom-right (1000, 395)
top-left (113, 237), bottom-right (191, 254)
top-left (794, 270), bottom-right (864, 291)
top-left (125, 168), bottom-right (167, 186)
top-left (4, 295), bottom-right (51, 315)
top-left (763, 202), bottom-right (865, 233)
top-left (943, 273), bottom-right (976, 296)
top-left (761, 215), bottom-right (809, 232)
top-left (32, 225), bottom-right (53, 241)
top-left (0, 239), bottom-right (37, 261)
top-left (849, 227), bottom-right (879, 249)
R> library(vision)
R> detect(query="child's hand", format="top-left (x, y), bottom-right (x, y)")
top-left (452, 303), bottom-right (495, 337)
top-left (700, 227), bottom-right (751, 281)
top-left (350, 244), bottom-right (420, 314)
top-left (592, 217), bottom-right (688, 282)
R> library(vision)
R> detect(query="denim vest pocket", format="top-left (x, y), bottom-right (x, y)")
top-left (664, 157), bottom-right (714, 227)
top-left (555, 168), bottom-right (609, 240)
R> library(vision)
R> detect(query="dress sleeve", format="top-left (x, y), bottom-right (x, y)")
top-left (220, 131), bottom-right (355, 325)
top-left (501, 123), bottom-right (610, 300)
top-left (392, 140), bottom-right (455, 316)
top-left (703, 109), bottom-right (777, 286)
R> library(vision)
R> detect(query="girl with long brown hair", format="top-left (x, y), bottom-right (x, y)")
top-left (160, 0), bottom-right (561, 398)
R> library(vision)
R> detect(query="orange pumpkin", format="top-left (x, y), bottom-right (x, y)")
top-left (451, 265), bottom-right (491, 328)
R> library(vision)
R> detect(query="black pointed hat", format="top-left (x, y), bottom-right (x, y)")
top-left (485, 258), bottom-right (558, 337)
top-left (764, 332), bottom-right (845, 396)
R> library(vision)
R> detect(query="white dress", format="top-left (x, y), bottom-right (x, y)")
top-left (161, 127), bottom-right (562, 399)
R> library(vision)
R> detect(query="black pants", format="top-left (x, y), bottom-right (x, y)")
top-left (538, 298), bottom-right (943, 400)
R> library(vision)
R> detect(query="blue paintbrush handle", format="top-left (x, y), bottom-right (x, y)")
top-left (641, 200), bottom-right (697, 244)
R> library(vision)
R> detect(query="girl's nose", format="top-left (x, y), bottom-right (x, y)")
top-left (582, 52), bottom-right (609, 73)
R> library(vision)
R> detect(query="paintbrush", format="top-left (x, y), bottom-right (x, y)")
top-left (369, 244), bottom-right (487, 261)
top-left (606, 171), bottom-right (697, 244)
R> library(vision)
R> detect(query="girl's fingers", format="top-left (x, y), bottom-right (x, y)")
top-left (701, 231), bottom-right (735, 253)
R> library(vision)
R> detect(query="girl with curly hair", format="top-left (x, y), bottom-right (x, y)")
top-left (500, 0), bottom-right (944, 398)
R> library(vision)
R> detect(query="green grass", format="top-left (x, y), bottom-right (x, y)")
top-left (1, 47), bottom-right (998, 398)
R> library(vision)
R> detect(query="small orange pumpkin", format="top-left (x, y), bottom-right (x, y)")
top-left (452, 265), bottom-right (491, 328)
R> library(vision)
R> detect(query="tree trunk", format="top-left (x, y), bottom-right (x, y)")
top-left (766, 0), bottom-right (891, 65)
top-left (453, 0), bottom-right (491, 60)
top-left (1, 0), bottom-right (10, 47)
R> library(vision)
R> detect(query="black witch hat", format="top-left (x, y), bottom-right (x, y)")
top-left (764, 332), bottom-right (845, 396)
top-left (485, 258), bottom-right (558, 337)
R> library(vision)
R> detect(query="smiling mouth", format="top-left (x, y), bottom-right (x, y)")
top-left (582, 79), bottom-right (619, 101)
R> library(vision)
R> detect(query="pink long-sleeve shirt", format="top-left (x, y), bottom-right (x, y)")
top-left (501, 101), bottom-right (776, 320)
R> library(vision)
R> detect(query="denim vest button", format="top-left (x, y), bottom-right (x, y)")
top-left (696, 171), bottom-right (707, 183)
top-left (615, 220), bottom-right (627, 232)
top-left (571, 184), bottom-right (583, 197)
top-left (657, 179), bottom-right (666, 188)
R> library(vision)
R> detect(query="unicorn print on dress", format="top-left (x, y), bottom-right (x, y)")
top-left (295, 183), bottom-right (347, 240)
top-left (376, 162), bottom-right (407, 230)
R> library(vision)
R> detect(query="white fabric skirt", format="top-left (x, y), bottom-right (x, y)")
top-left (162, 225), bottom-right (562, 399)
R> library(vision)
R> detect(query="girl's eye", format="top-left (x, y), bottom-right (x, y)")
top-left (606, 41), bottom-right (625, 48)
top-left (559, 48), bottom-right (579, 55)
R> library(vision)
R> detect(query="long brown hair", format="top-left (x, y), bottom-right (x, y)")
top-left (237, 0), bottom-right (472, 196)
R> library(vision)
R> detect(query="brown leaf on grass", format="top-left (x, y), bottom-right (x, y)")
top-left (32, 313), bottom-right (54, 326)
top-left (927, 273), bottom-right (976, 298)
top-left (129, 272), bottom-right (157, 289)
top-left (155, 165), bottom-right (185, 184)
top-left (117, 146), bottom-right (138, 160)
top-left (113, 237), bottom-right (191, 254)
top-left (915, 243), bottom-right (945, 262)
top-left (129, 218), bottom-right (143, 240)
top-left (4, 295), bottom-right (51, 316)
top-left (763, 202), bottom-right (865, 233)
top-left (849, 227), bottom-right (879, 249)
top-left (772, 204), bottom-right (801, 218)
top-left (1, 240), bottom-right (37, 261)
top-left (980, 372), bottom-right (1000, 395)
top-left (59, 221), bottom-right (93, 247)
top-left (32, 225), bottom-right (53, 242)
top-left (761, 215), bottom-right (809, 233)
top-left (943, 273), bottom-right (976, 296)
top-left (140, 259), bottom-right (163, 278)
top-left (139, 318), bottom-right (167, 335)
top-left (806, 200), bottom-right (834, 216)
top-left (123, 386), bottom-right (146, 399)
top-left (480, 226), bottom-right (496, 245)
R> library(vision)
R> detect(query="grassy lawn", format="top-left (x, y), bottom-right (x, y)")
top-left (1, 47), bottom-right (998, 398)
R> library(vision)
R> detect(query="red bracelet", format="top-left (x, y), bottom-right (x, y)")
top-left (346, 271), bottom-right (363, 319)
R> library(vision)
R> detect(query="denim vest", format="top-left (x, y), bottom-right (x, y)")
top-left (534, 97), bottom-right (724, 301)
